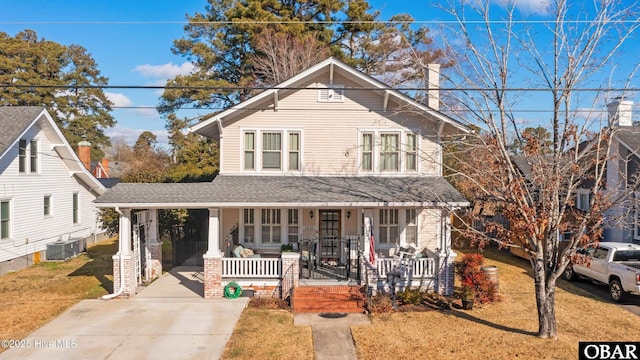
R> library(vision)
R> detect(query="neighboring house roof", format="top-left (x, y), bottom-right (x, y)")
top-left (614, 126), bottom-right (640, 156)
top-left (94, 175), bottom-right (469, 208)
top-left (98, 178), bottom-right (121, 189)
top-left (190, 57), bottom-right (470, 139)
top-left (0, 106), bottom-right (106, 196)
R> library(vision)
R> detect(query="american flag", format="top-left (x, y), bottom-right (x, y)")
top-left (369, 225), bottom-right (376, 264)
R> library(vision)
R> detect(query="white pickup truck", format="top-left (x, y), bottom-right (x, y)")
top-left (563, 242), bottom-right (640, 302)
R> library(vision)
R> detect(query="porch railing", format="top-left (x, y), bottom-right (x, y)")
top-left (375, 258), bottom-right (435, 279)
top-left (222, 258), bottom-right (281, 278)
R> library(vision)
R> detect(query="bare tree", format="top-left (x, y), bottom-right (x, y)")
top-left (437, 0), bottom-right (640, 339)
top-left (248, 29), bottom-right (329, 86)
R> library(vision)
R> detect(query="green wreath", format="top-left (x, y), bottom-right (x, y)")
top-left (224, 281), bottom-right (243, 299)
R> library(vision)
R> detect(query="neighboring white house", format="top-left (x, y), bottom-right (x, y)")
top-left (0, 106), bottom-right (107, 274)
top-left (95, 57), bottom-right (470, 299)
top-left (598, 98), bottom-right (640, 244)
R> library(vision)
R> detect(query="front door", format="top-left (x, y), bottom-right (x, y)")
top-left (319, 210), bottom-right (340, 262)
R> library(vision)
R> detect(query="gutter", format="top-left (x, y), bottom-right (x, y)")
top-left (102, 207), bottom-right (125, 300)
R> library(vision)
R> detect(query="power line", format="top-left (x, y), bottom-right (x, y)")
top-left (1, 84), bottom-right (638, 92)
top-left (1, 20), bottom-right (638, 25)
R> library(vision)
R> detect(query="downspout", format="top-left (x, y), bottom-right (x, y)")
top-left (102, 207), bottom-right (125, 300)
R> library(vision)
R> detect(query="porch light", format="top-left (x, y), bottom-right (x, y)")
top-left (346, 210), bottom-right (351, 219)
top-left (309, 210), bottom-right (314, 219)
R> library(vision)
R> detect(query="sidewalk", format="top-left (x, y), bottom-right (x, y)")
top-left (295, 313), bottom-right (371, 360)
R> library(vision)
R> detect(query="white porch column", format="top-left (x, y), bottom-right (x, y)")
top-left (147, 209), bottom-right (162, 279)
top-left (205, 208), bottom-right (222, 257)
top-left (119, 208), bottom-right (132, 255)
top-left (363, 210), bottom-right (374, 262)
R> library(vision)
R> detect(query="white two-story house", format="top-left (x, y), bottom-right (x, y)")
top-left (95, 57), bottom-right (470, 299)
top-left (0, 107), bottom-right (107, 274)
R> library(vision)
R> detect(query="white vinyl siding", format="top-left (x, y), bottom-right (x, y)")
top-left (1, 200), bottom-right (10, 240)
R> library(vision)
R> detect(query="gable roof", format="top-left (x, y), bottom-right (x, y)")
top-left (0, 106), bottom-right (106, 196)
top-left (614, 126), bottom-right (640, 156)
top-left (94, 175), bottom-right (469, 208)
top-left (190, 57), bottom-right (470, 138)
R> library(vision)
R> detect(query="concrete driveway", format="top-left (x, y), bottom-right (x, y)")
top-left (0, 266), bottom-right (248, 360)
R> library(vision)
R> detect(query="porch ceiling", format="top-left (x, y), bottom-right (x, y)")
top-left (94, 175), bottom-right (469, 209)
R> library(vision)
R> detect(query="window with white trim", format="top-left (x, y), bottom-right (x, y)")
top-left (72, 193), bottom-right (79, 224)
top-left (18, 140), bottom-right (27, 173)
top-left (288, 209), bottom-right (299, 244)
top-left (262, 132), bottom-right (282, 170)
top-left (362, 132), bottom-right (373, 171)
top-left (30, 140), bottom-right (38, 173)
top-left (380, 133), bottom-right (400, 171)
top-left (261, 209), bottom-right (281, 243)
top-left (44, 195), bottom-right (51, 217)
top-left (406, 209), bottom-right (418, 246)
top-left (244, 132), bottom-right (255, 170)
top-left (1, 200), bottom-right (10, 240)
top-left (379, 209), bottom-right (399, 245)
top-left (243, 209), bottom-right (255, 243)
top-left (406, 133), bottom-right (417, 171)
top-left (575, 190), bottom-right (591, 211)
top-left (288, 132), bottom-right (300, 171)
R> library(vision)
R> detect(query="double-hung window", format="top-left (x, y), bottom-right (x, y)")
top-left (243, 209), bottom-right (255, 243)
top-left (1, 200), bottom-right (9, 240)
top-left (262, 132), bottom-right (282, 170)
top-left (379, 209), bottom-right (399, 245)
top-left (576, 190), bottom-right (590, 211)
top-left (30, 140), bottom-right (38, 173)
top-left (406, 133), bottom-right (417, 171)
top-left (288, 132), bottom-right (300, 171)
top-left (380, 133), bottom-right (399, 171)
top-left (406, 209), bottom-right (418, 246)
top-left (288, 209), bottom-right (299, 244)
top-left (72, 193), bottom-right (79, 224)
top-left (261, 209), bottom-right (281, 243)
top-left (362, 133), bottom-right (373, 171)
top-left (244, 132), bottom-right (255, 170)
top-left (18, 140), bottom-right (27, 173)
top-left (44, 195), bottom-right (51, 217)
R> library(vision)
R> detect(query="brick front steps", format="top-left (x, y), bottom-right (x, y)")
top-left (292, 285), bottom-right (366, 313)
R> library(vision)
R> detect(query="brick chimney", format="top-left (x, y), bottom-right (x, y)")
top-left (100, 158), bottom-right (109, 178)
top-left (77, 140), bottom-right (91, 171)
top-left (426, 63), bottom-right (440, 110)
top-left (607, 97), bottom-right (633, 127)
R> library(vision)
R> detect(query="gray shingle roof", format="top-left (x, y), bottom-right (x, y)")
top-left (0, 106), bottom-right (45, 158)
top-left (615, 126), bottom-right (640, 152)
top-left (95, 175), bottom-right (468, 207)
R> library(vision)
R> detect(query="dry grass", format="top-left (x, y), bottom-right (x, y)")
top-left (221, 309), bottom-right (313, 360)
top-left (0, 238), bottom-right (117, 351)
top-left (351, 249), bottom-right (640, 360)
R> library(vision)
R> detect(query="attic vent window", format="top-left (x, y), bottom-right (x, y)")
top-left (318, 85), bottom-right (344, 103)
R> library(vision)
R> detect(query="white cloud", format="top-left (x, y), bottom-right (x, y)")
top-left (133, 107), bottom-right (161, 119)
top-left (133, 62), bottom-right (194, 80)
top-left (490, 0), bottom-right (551, 15)
top-left (105, 92), bottom-right (133, 107)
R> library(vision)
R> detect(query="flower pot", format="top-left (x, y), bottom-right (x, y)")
top-left (461, 298), bottom-right (474, 310)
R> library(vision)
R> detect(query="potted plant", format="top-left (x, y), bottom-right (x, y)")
top-left (280, 244), bottom-right (294, 252)
top-left (461, 285), bottom-right (475, 310)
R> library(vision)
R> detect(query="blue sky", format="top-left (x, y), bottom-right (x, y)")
top-left (1, 0), bottom-right (638, 148)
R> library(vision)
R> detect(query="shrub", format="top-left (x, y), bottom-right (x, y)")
top-left (455, 253), bottom-right (500, 304)
top-left (367, 293), bottom-right (395, 313)
top-left (396, 288), bottom-right (424, 305)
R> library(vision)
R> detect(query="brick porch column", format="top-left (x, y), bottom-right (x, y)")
top-left (112, 254), bottom-right (137, 297)
top-left (203, 208), bottom-right (223, 299)
top-left (203, 253), bottom-right (223, 298)
top-left (436, 251), bottom-right (456, 296)
top-left (281, 252), bottom-right (300, 300)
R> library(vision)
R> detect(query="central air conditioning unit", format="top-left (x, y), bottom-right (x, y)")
top-left (46, 238), bottom-right (83, 261)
